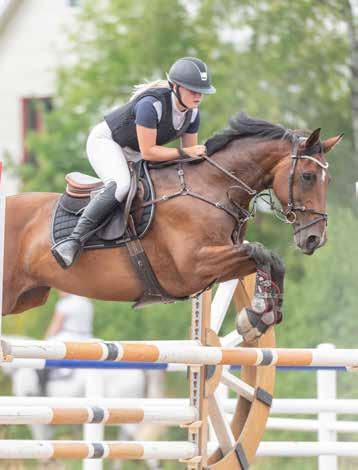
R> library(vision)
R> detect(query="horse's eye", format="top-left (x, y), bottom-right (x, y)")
top-left (302, 172), bottom-right (316, 182)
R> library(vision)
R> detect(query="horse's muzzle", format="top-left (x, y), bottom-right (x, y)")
top-left (298, 234), bottom-right (322, 255)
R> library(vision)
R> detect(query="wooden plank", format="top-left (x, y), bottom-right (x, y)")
top-left (208, 391), bottom-right (236, 454)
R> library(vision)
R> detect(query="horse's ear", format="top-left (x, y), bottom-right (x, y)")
top-left (322, 134), bottom-right (344, 153)
top-left (305, 128), bottom-right (321, 148)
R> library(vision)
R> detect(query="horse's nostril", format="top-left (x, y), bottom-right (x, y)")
top-left (306, 235), bottom-right (320, 251)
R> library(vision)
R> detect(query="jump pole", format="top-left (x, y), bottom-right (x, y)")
top-left (0, 405), bottom-right (198, 425)
top-left (0, 440), bottom-right (199, 460)
top-left (4, 339), bottom-right (358, 367)
top-left (3, 397), bottom-right (358, 415)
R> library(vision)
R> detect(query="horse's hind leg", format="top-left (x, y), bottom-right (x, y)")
top-left (8, 286), bottom-right (51, 315)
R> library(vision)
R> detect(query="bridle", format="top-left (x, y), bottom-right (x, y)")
top-left (201, 133), bottom-right (329, 235)
top-left (285, 137), bottom-right (329, 235)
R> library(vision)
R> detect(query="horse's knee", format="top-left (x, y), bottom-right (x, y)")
top-left (245, 242), bottom-right (271, 266)
top-left (245, 243), bottom-right (285, 278)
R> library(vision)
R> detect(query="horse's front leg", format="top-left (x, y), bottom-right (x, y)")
top-left (196, 242), bottom-right (285, 341)
top-left (235, 243), bottom-right (285, 342)
top-left (195, 243), bottom-right (258, 283)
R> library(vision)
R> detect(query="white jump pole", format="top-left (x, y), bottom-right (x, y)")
top-left (6, 340), bottom-right (358, 367)
top-left (317, 343), bottom-right (337, 470)
top-left (4, 396), bottom-right (358, 415)
top-left (0, 405), bottom-right (197, 425)
top-left (0, 440), bottom-right (198, 460)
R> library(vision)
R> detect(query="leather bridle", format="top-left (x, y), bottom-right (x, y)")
top-left (286, 137), bottom-right (329, 235)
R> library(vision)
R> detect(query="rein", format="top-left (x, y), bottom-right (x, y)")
top-left (136, 135), bottom-right (329, 239)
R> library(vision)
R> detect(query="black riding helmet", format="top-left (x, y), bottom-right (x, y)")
top-left (167, 57), bottom-right (216, 95)
top-left (167, 57), bottom-right (216, 109)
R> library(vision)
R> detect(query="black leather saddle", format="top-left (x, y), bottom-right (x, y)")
top-left (51, 160), bottom-right (155, 250)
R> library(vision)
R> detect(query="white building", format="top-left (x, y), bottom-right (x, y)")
top-left (0, 0), bottom-right (80, 195)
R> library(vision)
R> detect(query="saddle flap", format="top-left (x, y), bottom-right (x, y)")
top-left (66, 172), bottom-right (104, 198)
top-left (97, 205), bottom-right (126, 241)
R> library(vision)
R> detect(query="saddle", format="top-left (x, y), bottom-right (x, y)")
top-left (51, 160), bottom-right (155, 250)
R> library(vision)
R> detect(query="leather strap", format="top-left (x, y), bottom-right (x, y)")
top-left (125, 217), bottom-right (189, 308)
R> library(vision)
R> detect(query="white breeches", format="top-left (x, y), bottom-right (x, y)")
top-left (86, 120), bottom-right (132, 202)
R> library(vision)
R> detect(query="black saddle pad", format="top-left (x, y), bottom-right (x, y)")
top-left (51, 161), bottom-right (155, 250)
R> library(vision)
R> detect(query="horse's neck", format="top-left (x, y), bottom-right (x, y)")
top-left (210, 139), bottom-right (290, 196)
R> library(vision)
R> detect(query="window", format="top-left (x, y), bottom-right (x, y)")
top-left (21, 97), bottom-right (52, 163)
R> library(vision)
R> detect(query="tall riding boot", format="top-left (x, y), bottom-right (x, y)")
top-left (51, 181), bottom-right (119, 269)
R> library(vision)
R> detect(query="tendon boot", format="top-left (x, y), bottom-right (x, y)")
top-left (51, 181), bottom-right (119, 269)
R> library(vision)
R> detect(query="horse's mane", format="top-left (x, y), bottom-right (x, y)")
top-left (205, 112), bottom-right (293, 156)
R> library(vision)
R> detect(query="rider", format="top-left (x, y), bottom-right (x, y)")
top-left (51, 57), bottom-right (216, 269)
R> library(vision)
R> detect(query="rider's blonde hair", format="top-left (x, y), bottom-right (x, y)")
top-left (130, 80), bottom-right (170, 101)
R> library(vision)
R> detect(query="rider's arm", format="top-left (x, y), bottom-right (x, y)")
top-left (136, 125), bottom-right (180, 161)
top-left (181, 132), bottom-right (198, 148)
top-left (137, 126), bottom-right (206, 161)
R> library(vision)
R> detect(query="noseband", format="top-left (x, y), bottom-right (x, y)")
top-left (286, 138), bottom-right (329, 235)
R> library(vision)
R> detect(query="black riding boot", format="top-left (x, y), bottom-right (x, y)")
top-left (51, 181), bottom-right (119, 269)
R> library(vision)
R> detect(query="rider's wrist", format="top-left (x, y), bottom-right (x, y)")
top-left (177, 147), bottom-right (189, 159)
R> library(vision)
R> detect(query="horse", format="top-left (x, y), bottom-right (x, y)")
top-left (3, 114), bottom-right (342, 338)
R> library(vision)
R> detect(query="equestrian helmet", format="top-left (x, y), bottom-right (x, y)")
top-left (167, 57), bottom-right (216, 95)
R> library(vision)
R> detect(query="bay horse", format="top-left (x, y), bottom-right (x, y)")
top-left (3, 114), bottom-right (342, 338)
